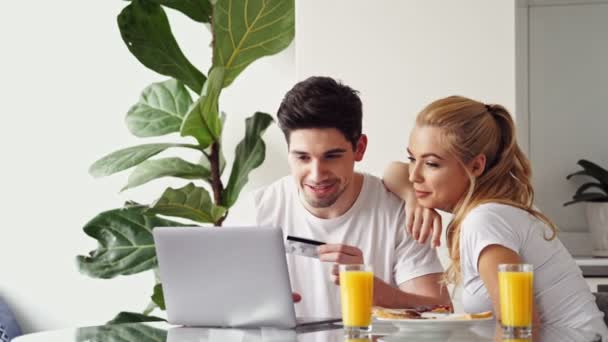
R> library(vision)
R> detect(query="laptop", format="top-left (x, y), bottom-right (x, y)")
top-left (153, 226), bottom-right (341, 328)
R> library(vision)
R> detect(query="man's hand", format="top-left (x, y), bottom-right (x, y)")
top-left (404, 190), bottom-right (443, 247)
top-left (318, 244), bottom-right (364, 284)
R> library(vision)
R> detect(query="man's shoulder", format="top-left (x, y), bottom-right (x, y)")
top-left (248, 176), bottom-right (295, 226)
top-left (252, 175), bottom-right (294, 204)
top-left (361, 173), bottom-right (405, 212)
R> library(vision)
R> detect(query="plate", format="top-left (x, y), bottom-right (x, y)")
top-left (375, 314), bottom-right (494, 332)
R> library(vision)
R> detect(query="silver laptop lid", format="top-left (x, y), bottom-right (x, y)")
top-left (153, 226), bottom-right (297, 328)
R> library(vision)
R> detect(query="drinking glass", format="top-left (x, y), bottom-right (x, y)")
top-left (498, 264), bottom-right (534, 339)
top-left (339, 264), bottom-right (374, 334)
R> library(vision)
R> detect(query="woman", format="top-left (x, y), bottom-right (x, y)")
top-left (383, 96), bottom-right (605, 331)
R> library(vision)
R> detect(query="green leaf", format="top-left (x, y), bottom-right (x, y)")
top-left (89, 143), bottom-right (196, 178)
top-left (108, 312), bottom-right (167, 325)
top-left (77, 321), bottom-right (167, 342)
top-left (564, 193), bottom-right (608, 206)
top-left (200, 112), bottom-right (227, 176)
top-left (151, 284), bottom-right (166, 310)
top-left (150, 183), bottom-right (227, 223)
top-left (153, 0), bottom-right (212, 23)
top-left (118, 0), bottom-right (206, 93)
top-left (212, 0), bottom-right (295, 87)
top-left (122, 157), bottom-right (211, 191)
top-left (575, 182), bottom-right (608, 197)
top-left (578, 159), bottom-right (608, 186)
top-left (76, 206), bottom-right (192, 278)
top-left (566, 170), bottom-right (588, 180)
top-left (180, 67), bottom-right (225, 148)
top-left (126, 79), bottom-right (193, 137)
top-left (222, 112), bottom-right (273, 207)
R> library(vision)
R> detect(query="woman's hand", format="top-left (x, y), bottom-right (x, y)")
top-left (383, 161), bottom-right (443, 247)
top-left (404, 189), bottom-right (443, 247)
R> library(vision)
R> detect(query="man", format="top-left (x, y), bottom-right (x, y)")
top-left (253, 76), bottom-right (451, 318)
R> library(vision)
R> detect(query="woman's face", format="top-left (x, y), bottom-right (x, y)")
top-left (407, 125), bottom-right (472, 212)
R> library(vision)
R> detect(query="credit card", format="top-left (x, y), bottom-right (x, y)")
top-left (286, 235), bottom-right (325, 246)
top-left (285, 235), bottom-right (325, 258)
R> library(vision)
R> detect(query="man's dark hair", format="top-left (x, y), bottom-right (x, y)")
top-left (277, 76), bottom-right (363, 150)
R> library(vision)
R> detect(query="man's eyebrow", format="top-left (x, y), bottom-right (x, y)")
top-left (324, 148), bottom-right (347, 154)
top-left (406, 148), bottom-right (444, 160)
top-left (290, 149), bottom-right (347, 155)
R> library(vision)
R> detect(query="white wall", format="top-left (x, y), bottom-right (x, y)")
top-left (0, 0), bottom-right (293, 333)
top-left (296, 0), bottom-right (516, 178)
top-left (524, 1), bottom-right (608, 232)
top-left (1, 0), bottom-right (517, 333)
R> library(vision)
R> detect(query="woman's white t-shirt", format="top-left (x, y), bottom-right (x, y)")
top-left (460, 203), bottom-right (605, 330)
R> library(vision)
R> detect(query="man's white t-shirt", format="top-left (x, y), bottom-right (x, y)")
top-left (461, 203), bottom-right (605, 330)
top-left (252, 173), bottom-right (444, 318)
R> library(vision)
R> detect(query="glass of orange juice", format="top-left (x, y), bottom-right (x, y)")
top-left (339, 264), bottom-right (374, 334)
top-left (498, 264), bottom-right (534, 339)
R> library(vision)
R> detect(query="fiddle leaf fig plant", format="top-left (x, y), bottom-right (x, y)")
top-left (118, 0), bottom-right (207, 93)
top-left (76, 321), bottom-right (167, 342)
top-left (125, 78), bottom-right (193, 138)
top-left (564, 159), bottom-right (608, 206)
top-left (76, 0), bottom-right (294, 322)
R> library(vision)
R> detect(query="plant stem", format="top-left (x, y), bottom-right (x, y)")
top-left (210, 8), bottom-right (215, 51)
top-left (143, 268), bottom-right (162, 315)
top-left (209, 142), bottom-right (225, 226)
top-left (142, 300), bottom-right (157, 316)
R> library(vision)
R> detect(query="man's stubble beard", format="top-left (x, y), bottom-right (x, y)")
top-left (301, 182), bottom-right (348, 208)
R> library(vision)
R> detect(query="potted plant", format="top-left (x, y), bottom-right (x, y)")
top-left (75, 0), bottom-right (294, 323)
top-left (564, 159), bottom-right (608, 257)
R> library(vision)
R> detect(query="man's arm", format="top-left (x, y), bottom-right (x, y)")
top-left (374, 273), bottom-right (452, 309)
top-left (321, 245), bottom-right (452, 308)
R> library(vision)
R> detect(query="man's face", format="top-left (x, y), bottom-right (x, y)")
top-left (287, 128), bottom-right (365, 209)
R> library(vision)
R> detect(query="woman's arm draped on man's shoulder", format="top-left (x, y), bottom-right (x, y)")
top-left (383, 161), bottom-right (412, 200)
top-left (383, 161), bottom-right (443, 247)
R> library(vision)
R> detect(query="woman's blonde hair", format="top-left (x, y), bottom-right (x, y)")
top-left (415, 96), bottom-right (557, 285)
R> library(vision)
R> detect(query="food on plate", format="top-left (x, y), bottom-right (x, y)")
top-left (409, 304), bottom-right (453, 314)
top-left (444, 311), bottom-right (494, 320)
top-left (428, 305), bottom-right (452, 313)
top-left (465, 311), bottom-right (493, 319)
top-left (373, 306), bottom-right (493, 321)
top-left (373, 307), bottom-right (424, 319)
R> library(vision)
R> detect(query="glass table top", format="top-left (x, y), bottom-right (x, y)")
top-left (12, 320), bottom-right (606, 342)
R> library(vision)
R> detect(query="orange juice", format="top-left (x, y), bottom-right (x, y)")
top-left (499, 271), bottom-right (533, 327)
top-left (340, 270), bottom-right (374, 327)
